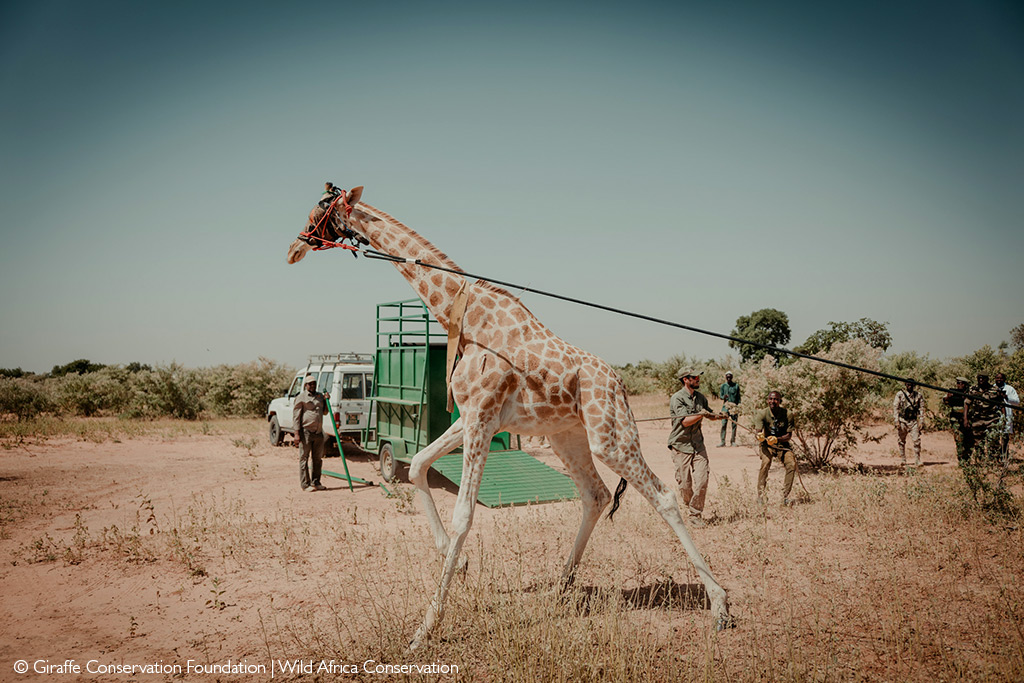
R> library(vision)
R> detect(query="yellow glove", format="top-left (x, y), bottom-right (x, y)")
top-left (766, 436), bottom-right (778, 446)
top-left (756, 432), bottom-right (765, 442)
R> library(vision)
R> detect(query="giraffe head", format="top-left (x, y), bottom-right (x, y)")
top-left (287, 183), bottom-right (364, 264)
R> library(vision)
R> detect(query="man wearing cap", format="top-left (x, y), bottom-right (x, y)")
top-left (964, 373), bottom-right (1004, 460)
top-left (293, 375), bottom-right (327, 492)
top-left (994, 372), bottom-right (1019, 458)
top-left (718, 371), bottom-right (741, 447)
top-left (942, 377), bottom-right (972, 463)
top-left (668, 367), bottom-right (727, 527)
top-left (892, 379), bottom-right (924, 467)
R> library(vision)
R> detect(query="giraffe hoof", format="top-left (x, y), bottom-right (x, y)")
top-left (407, 630), bottom-right (427, 653)
top-left (715, 614), bottom-right (736, 631)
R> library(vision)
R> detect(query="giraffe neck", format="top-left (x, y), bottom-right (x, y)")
top-left (349, 202), bottom-right (467, 329)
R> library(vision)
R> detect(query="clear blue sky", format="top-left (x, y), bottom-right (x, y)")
top-left (2, 0), bottom-right (1021, 373)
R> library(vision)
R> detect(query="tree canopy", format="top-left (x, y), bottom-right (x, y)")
top-left (50, 359), bottom-right (106, 377)
top-left (796, 318), bottom-right (892, 356)
top-left (729, 308), bottom-right (791, 363)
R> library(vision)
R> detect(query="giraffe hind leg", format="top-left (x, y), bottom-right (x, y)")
top-left (582, 398), bottom-right (732, 629)
top-left (546, 425), bottom-right (611, 587)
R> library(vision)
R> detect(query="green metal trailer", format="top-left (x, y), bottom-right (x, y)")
top-left (365, 299), bottom-right (578, 508)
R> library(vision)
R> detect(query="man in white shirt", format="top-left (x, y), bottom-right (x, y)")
top-left (994, 372), bottom-right (1020, 458)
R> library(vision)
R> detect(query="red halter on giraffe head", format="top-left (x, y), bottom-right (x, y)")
top-left (286, 183), bottom-right (732, 650)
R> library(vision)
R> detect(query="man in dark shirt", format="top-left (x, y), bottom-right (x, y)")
top-left (754, 391), bottom-right (797, 506)
top-left (718, 372), bottom-right (741, 447)
top-left (942, 376), bottom-right (972, 463)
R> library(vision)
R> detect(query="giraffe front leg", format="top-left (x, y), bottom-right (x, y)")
top-left (409, 419), bottom-right (465, 558)
top-left (408, 427), bottom-right (489, 652)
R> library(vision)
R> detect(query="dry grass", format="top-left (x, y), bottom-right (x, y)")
top-left (256, 469), bottom-right (1024, 681)
top-left (5, 418), bottom-right (1023, 681)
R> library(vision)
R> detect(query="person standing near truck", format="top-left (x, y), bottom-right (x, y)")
top-left (294, 374), bottom-right (327, 492)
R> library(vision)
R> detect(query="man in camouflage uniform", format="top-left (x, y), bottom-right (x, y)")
top-left (942, 377), bottom-right (972, 463)
top-left (964, 373), bottom-right (1005, 460)
top-left (892, 379), bottom-right (924, 467)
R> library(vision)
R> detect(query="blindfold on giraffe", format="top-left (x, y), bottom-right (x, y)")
top-left (295, 182), bottom-right (368, 254)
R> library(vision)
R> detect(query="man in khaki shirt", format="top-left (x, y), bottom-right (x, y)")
top-left (293, 375), bottom-right (327, 492)
top-left (668, 367), bottom-right (727, 527)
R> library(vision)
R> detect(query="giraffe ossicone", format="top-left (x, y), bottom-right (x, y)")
top-left (287, 184), bottom-right (732, 649)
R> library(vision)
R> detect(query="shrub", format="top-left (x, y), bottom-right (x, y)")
top-left (738, 339), bottom-right (883, 468)
top-left (204, 358), bottom-right (293, 417)
top-left (53, 367), bottom-right (133, 417)
top-left (133, 363), bottom-right (206, 420)
top-left (0, 378), bottom-right (53, 420)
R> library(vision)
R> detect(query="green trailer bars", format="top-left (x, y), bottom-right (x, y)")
top-left (367, 298), bottom-right (579, 508)
top-left (321, 395), bottom-right (389, 495)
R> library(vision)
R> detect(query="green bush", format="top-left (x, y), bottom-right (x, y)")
top-left (133, 363), bottom-right (206, 420)
top-left (204, 357), bottom-right (293, 417)
top-left (737, 339), bottom-right (883, 468)
top-left (53, 367), bottom-right (133, 417)
top-left (0, 378), bottom-right (53, 420)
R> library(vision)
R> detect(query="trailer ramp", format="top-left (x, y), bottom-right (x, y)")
top-left (430, 450), bottom-right (579, 508)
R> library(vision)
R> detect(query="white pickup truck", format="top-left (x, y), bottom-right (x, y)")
top-left (267, 353), bottom-right (375, 452)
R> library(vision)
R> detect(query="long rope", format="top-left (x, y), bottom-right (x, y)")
top-left (353, 246), bottom-right (1016, 413)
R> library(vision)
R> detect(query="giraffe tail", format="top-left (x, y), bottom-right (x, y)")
top-left (607, 478), bottom-right (628, 520)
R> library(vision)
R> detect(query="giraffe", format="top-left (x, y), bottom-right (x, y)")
top-left (286, 184), bottom-right (732, 650)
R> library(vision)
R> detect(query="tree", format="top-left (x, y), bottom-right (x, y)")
top-left (50, 359), bottom-right (106, 377)
top-left (796, 318), bottom-right (892, 356)
top-left (729, 308), bottom-right (791, 363)
top-left (1010, 323), bottom-right (1024, 351)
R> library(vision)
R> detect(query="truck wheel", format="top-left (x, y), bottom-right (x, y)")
top-left (269, 416), bottom-right (283, 446)
top-left (379, 443), bottom-right (397, 483)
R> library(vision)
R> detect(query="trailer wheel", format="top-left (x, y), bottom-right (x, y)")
top-left (379, 443), bottom-right (398, 483)
top-left (269, 416), bottom-right (283, 446)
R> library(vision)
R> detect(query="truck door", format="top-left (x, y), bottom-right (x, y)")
top-left (317, 370), bottom-right (334, 434)
top-left (339, 372), bottom-right (369, 432)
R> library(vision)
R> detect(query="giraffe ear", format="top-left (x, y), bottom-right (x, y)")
top-left (348, 186), bottom-right (364, 205)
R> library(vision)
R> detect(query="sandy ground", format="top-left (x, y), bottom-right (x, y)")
top-left (0, 417), bottom-right (958, 680)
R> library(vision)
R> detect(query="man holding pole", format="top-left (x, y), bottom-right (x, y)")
top-left (668, 367), bottom-right (728, 528)
top-left (892, 379), bottom-right (924, 467)
top-left (294, 374), bottom-right (327, 492)
top-left (755, 390), bottom-right (797, 507)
